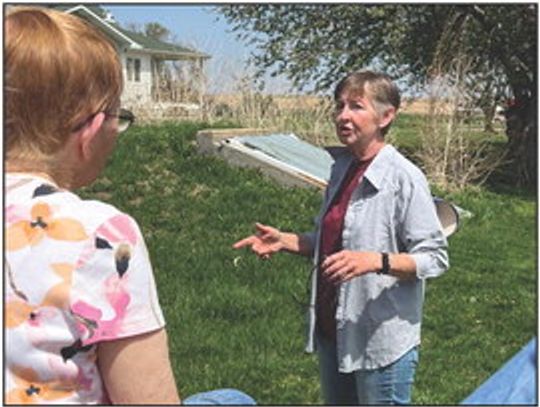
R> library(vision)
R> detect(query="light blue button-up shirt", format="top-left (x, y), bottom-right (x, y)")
top-left (303, 144), bottom-right (449, 372)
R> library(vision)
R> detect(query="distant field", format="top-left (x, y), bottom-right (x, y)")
top-left (199, 93), bottom-right (506, 150)
top-left (80, 120), bottom-right (535, 404)
top-left (207, 93), bottom-right (465, 114)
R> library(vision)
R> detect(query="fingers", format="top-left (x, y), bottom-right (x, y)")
top-left (233, 223), bottom-right (281, 259)
top-left (330, 268), bottom-right (356, 283)
top-left (232, 236), bottom-right (256, 249)
top-left (232, 236), bottom-right (273, 257)
top-left (255, 222), bottom-right (270, 232)
top-left (324, 259), bottom-right (353, 284)
top-left (255, 222), bottom-right (278, 239)
top-left (322, 251), bottom-right (363, 284)
top-left (322, 255), bottom-right (346, 277)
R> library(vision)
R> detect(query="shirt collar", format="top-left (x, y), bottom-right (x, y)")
top-left (328, 144), bottom-right (395, 191)
top-left (363, 144), bottom-right (395, 191)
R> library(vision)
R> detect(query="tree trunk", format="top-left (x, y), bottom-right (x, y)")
top-left (482, 104), bottom-right (496, 133)
top-left (505, 94), bottom-right (537, 190)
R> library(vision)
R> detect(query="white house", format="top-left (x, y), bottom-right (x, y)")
top-left (55, 5), bottom-right (211, 113)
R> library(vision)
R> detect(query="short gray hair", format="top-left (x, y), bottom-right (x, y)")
top-left (334, 71), bottom-right (401, 135)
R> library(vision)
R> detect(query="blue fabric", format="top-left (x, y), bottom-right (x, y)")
top-left (317, 334), bottom-right (419, 405)
top-left (462, 337), bottom-right (537, 405)
top-left (183, 388), bottom-right (256, 405)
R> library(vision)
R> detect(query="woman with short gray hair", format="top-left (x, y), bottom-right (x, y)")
top-left (234, 70), bottom-right (449, 404)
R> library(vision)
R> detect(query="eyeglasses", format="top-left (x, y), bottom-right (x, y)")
top-left (104, 108), bottom-right (135, 133)
top-left (72, 108), bottom-right (135, 133)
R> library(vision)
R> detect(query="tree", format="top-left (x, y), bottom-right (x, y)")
top-left (218, 4), bottom-right (537, 188)
top-left (144, 22), bottom-right (170, 42)
top-left (124, 21), bottom-right (170, 42)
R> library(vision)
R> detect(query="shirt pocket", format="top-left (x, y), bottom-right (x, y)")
top-left (345, 187), bottom-right (395, 251)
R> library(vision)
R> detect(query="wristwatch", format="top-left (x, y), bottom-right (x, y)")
top-left (378, 252), bottom-right (390, 275)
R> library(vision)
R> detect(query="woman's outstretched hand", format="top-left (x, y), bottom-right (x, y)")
top-left (233, 222), bottom-right (283, 259)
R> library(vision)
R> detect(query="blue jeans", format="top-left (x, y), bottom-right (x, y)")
top-left (317, 335), bottom-right (419, 405)
top-left (183, 388), bottom-right (256, 405)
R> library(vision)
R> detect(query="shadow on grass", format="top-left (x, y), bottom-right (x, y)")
top-left (483, 153), bottom-right (537, 201)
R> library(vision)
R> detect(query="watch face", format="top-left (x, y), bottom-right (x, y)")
top-left (382, 253), bottom-right (390, 274)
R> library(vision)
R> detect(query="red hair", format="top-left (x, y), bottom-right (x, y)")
top-left (5, 6), bottom-right (123, 162)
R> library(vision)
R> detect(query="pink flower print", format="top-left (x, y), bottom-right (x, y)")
top-left (76, 366), bottom-right (94, 392)
top-left (71, 275), bottom-right (131, 346)
top-left (104, 274), bottom-right (131, 316)
top-left (48, 355), bottom-right (93, 392)
top-left (48, 355), bottom-right (79, 383)
top-left (97, 215), bottom-right (137, 246)
top-left (76, 214), bottom-right (136, 275)
top-left (5, 204), bottom-right (26, 224)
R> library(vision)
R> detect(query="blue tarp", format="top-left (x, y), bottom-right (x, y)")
top-left (235, 133), bottom-right (334, 182)
top-left (462, 337), bottom-right (537, 405)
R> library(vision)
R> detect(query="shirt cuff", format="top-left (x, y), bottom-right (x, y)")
top-left (411, 252), bottom-right (447, 279)
top-left (301, 231), bottom-right (316, 253)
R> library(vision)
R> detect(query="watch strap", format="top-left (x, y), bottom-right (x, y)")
top-left (378, 252), bottom-right (390, 275)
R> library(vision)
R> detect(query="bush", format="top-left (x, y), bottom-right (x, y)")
top-left (414, 59), bottom-right (508, 191)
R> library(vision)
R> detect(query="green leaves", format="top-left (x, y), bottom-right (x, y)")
top-left (217, 4), bottom-right (536, 97)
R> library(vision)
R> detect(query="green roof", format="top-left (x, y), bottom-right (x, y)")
top-left (50, 4), bottom-right (210, 58)
top-left (112, 24), bottom-right (209, 58)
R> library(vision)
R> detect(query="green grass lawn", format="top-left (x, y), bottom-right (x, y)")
top-left (80, 121), bottom-right (536, 404)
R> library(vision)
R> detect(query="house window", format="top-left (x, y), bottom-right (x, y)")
top-left (126, 58), bottom-right (133, 81)
top-left (126, 57), bottom-right (141, 82)
top-left (134, 59), bottom-right (141, 82)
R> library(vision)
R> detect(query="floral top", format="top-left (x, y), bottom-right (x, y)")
top-left (5, 174), bottom-right (165, 404)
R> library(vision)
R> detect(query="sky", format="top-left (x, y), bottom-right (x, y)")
top-left (105, 5), bottom-right (294, 94)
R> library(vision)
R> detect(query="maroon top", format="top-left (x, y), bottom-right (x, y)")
top-left (317, 157), bottom-right (373, 340)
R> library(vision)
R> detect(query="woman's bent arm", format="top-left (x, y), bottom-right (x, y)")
top-left (98, 328), bottom-right (180, 405)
